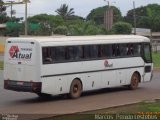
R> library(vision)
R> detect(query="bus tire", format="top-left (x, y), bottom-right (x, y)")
top-left (129, 73), bottom-right (139, 90)
top-left (69, 79), bottom-right (82, 99)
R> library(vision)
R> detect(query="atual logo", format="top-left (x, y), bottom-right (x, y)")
top-left (9, 45), bottom-right (32, 60)
top-left (104, 60), bottom-right (113, 67)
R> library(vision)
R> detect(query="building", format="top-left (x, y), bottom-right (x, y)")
top-left (132, 28), bottom-right (160, 52)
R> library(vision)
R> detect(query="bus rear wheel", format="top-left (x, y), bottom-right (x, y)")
top-left (69, 79), bottom-right (82, 99)
top-left (129, 73), bottom-right (139, 90)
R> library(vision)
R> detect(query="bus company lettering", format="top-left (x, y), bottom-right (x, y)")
top-left (9, 46), bottom-right (32, 60)
top-left (104, 60), bottom-right (113, 67)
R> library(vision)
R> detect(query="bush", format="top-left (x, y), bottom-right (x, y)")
top-left (54, 26), bottom-right (68, 35)
top-left (111, 22), bottom-right (132, 34)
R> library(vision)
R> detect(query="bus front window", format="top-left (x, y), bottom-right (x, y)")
top-left (143, 43), bottom-right (152, 63)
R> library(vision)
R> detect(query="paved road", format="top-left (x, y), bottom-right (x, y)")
top-left (0, 70), bottom-right (160, 118)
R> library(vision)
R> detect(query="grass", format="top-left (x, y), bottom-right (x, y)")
top-left (41, 100), bottom-right (160, 120)
top-left (152, 52), bottom-right (160, 68)
top-left (0, 61), bottom-right (3, 70)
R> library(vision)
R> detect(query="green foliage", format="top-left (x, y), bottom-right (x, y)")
top-left (125, 4), bottom-right (160, 32)
top-left (87, 5), bottom-right (122, 25)
top-left (68, 21), bottom-right (107, 36)
top-left (55, 4), bottom-right (74, 20)
top-left (4, 22), bottom-right (21, 37)
top-left (151, 16), bottom-right (160, 32)
top-left (28, 14), bottom-right (65, 35)
top-left (111, 22), bottom-right (132, 34)
top-left (137, 16), bottom-right (150, 28)
top-left (54, 25), bottom-right (68, 35)
top-left (152, 52), bottom-right (160, 68)
top-left (0, 0), bottom-right (9, 24)
top-left (43, 100), bottom-right (160, 120)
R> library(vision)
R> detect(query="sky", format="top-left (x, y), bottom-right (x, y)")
top-left (3, 0), bottom-right (160, 19)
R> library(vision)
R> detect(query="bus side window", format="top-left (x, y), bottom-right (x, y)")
top-left (90, 45), bottom-right (99, 59)
top-left (67, 46), bottom-right (83, 61)
top-left (127, 44), bottom-right (134, 55)
top-left (67, 46), bottom-right (75, 60)
top-left (112, 44), bottom-right (116, 56)
top-left (101, 44), bottom-right (112, 58)
top-left (54, 47), bottom-right (66, 62)
top-left (119, 44), bottom-right (127, 56)
top-left (42, 47), bottom-right (53, 64)
top-left (75, 46), bottom-right (83, 60)
top-left (133, 44), bottom-right (141, 56)
top-left (112, 44), bottom-right (120, 57)
top-left (83, 46), bottom-right (90, 59)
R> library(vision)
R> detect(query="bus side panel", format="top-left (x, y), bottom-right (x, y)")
top-left (41, 72), bottom-right (102, 95)
top-left (113, 57), bottom-right (144, 86)
top-left (41, 61), bottom-right (103, 95)
top-left (40, 57), bottom-right (145, 95)
top-left (102, 70), bottom-right (117, 87)
top-left (41, 76), bottom-right (69, 95)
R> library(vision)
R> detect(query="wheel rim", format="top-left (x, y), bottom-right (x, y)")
top-left (70, 79), bottom-right (82, 98)
top-left (132, 74), bottom-right (139, 88)
top-left (73, 84), bottom-right (79, 94)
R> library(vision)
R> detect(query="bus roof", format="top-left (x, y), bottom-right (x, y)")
top-left (7, 35), bottom-right (150, 46)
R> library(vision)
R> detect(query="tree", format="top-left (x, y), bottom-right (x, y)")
top-left (54, 25), bottom-right (68, 35)
top-left (87, 5), bottom-right (122, 25)
top-left (68, 21), bottom-right (107, 35)
top-left (111, 22), bottom-right (132, 34)
top-left (5, 22), bottom-right (21, 37)
top-left (55, 4), bottom-right (74, 20)
top-left (125, 4), bottom-right (160, 32)
top-left (0, 0), bottom-right (8, 23)
top-left (152, 16), bottom-right (160, 32)
top-left (28, 14), bottom-right (64, 35)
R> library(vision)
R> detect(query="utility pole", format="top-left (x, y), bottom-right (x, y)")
top-left (104, 0), bottom-right (114, 30)
top-left (1, 0), bottom-right (30, 36)
top-left (133, 1), bottom-right (136, 35)
top-left (104, 0), bottom-right (110, 30)
top-left (107, 1), bottom-right (110, 30)
top-left (23, 0), bottom-right (30, 36)
top-left (25, 0), bottom-right (28, 36)
top-left (7, 1), bottom-right (15, 19)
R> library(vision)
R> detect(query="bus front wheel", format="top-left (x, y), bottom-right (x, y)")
top-left (129, 73), bottom-right (140, 90)
top-left (69, 79), bottom-right (82, 99)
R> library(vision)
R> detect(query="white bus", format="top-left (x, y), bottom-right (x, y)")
top-left (4, 35), bottom-right (153, 98)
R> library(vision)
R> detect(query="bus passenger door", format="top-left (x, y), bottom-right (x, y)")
top-left (143, 43), bottom-right (153, 82)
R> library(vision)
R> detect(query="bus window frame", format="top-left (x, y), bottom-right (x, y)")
top-left (42, 42), bottom-right (143, 65)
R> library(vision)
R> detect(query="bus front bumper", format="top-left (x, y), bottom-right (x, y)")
top-left (4, 80), bottom-right (42, 93)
